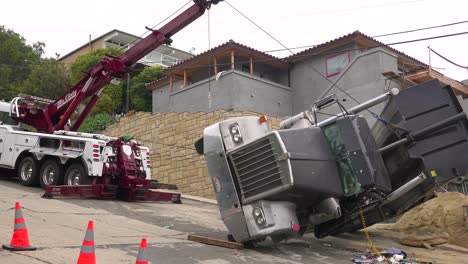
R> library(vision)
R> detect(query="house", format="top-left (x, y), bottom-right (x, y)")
top-left (146, 40), bottom-right (291, 116)
top-left (58, 29), bottom-right (192, 68)
top-left (146, 31), bottom-right (468, 124)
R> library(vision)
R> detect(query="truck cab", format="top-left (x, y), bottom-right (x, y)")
top-left (0, 101), bottom-right (19, 127)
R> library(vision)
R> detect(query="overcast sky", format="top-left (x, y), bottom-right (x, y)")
top-left (2, 0), bottom-right (468, 81)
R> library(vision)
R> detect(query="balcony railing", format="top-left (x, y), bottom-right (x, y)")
top-left (106, 42), bottom-right (182, 67)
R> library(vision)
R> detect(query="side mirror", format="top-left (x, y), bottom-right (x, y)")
top-left (194, 137), bottom-right (204, 155)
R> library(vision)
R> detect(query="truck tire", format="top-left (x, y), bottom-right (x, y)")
top-left (64, 162), bottom-right (89, 186)
top-left (17, 156), bottom-right (39, 186)
top-left (39, 159), bottom-right (64, 189)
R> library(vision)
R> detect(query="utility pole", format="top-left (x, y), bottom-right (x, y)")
top-left (126, 73), bottom-right (130, 113)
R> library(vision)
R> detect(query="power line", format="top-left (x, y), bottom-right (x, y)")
top-left (429, 46), bottom-right (468, 70)
top-left (264, 20), bottom-right (468, 53)
top-left (373, 20), bottom-right (468, 38)
top-left (223, 1), bottom-right (362, 108)
top-left (265, 31), bottom-right (468, 54)
top-left (225, 0), bottom-right (294, 55)
top-left (5, 31), bottom-right (468, 74)
top-left (122, 0), bottom-right (193, 52)
top-left (167, 31), bottom-right (468, 72)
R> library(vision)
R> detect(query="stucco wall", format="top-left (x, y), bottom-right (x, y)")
top-left (59, 39), bottom-right (105, 67)
top-left (103, 110), bottom-right (282, 198)
top-left (152, 70), bottom-right (292, 117)
top-left (290, 48), bottom-right (401, 126)
top-left (458, 96), bottom-right (468, 116)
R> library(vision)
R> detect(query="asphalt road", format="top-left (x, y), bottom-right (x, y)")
top-left (0, 177), bottom-right (467, 264)
top-left (0, 177), bottom-right (360, 263)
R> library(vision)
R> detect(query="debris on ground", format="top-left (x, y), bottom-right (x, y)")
top-left (389, 192), bottom-right (468, 249)
top-left (352, 248), bottom-right (430, 264)
top-left (187, 234), bottom-right (244, 249)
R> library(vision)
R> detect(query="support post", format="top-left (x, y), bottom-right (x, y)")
top-left (428, 46), bottom-right (432, 73)
top-left (183, 69), bottom-right (187, 87)
top-left (214, 57), bottom-right (218, 75)
top-left (169, 74), bottom-right (174, 92)
top-left (249, 56), bottom-right (253, 75)
top-left (231, 50), bottom-right (235, 70)
top-left (126, 73), bottom-right (130, 113)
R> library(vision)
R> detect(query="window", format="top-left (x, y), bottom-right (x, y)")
top-left (326, 51), bottom-right (350, 78)
top-left (63, 140), bottom-right (85, 151)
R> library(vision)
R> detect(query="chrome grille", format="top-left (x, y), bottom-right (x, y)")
top-left (228, 132), bottom-right (290, 203)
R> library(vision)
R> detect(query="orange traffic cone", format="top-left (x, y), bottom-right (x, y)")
top-left (77, 220), bottom-right (96, 264)
top-left (2, 202), bottom-right (36, 251)
top-left (135, 238), bottom-right (149, 264)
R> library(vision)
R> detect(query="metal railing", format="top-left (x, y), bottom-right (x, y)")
top-left (115, 43), bottom-right (182, 67)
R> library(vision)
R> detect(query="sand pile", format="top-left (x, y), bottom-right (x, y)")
top-left (390, 192), bottom-right (468, 248)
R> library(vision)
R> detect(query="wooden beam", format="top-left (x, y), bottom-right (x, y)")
top-left (187, 235), bottom-right (244, 250)
top-left (214, 57), bottom-right (218, 75)
top-left (249, 56), bottom-right (253, 75)
top-left (183, 69), bottom-right (187, 87)
top-left (231, 50), bottom-right (235, 70)
top-left (169, 74), bottom-right (173, 92)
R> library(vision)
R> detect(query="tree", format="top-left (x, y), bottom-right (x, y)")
top-left (20, 58), bottom-right (70, 99)
top-left (70, 47), bottom-right (125, 115)
top-left (79, 113), bottom-right (113, 133)
top-left (130, 65), bottom-right (163, 112)
top-left (0, 26), bottom-right (44, 100)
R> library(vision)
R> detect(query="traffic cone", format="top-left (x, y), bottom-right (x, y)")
top-left (2, 202), bottom-right (36, 251)
top-left (77, 220), bottom-right (96, 264)
top-left (135, 238), bottom-right (149, 264)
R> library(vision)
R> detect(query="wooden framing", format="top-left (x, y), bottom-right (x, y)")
top-left (249, 56), bottom-right (253, 75)
top-left (231, 50), bottom-right (235, 70)
top-left (187, 235), bottom-right (244, 249)
top-left (169, 74), bottom-right (174, 92)
top-left (214, 57), bottom-right (218, 75)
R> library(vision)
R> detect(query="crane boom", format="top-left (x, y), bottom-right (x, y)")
top-left (12, 0), bottom-right (222, 133)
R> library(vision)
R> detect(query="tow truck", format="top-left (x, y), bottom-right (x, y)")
top-left (197, 80), bottom-right (468, 243)
top-left (0, 0), bottom-right (223, 202)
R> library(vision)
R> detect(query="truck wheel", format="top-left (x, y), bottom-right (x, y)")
top-left (17, 156), bottom-right (39, 186)
top-left (64, 163), bottom-right (89, 186)
top-left (39, 159), bottom-right (63, 189)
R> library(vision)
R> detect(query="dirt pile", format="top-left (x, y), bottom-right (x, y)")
top-left (391, 192), bottom-right (468, 249)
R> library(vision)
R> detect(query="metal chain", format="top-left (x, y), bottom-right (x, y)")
top-left (358, 207), bottom-right (385, 260)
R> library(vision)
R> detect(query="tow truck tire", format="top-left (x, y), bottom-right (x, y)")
top-left (39, 159), bottom-right (64, 189)
top-left (17, 156), bottom-right (39, 186)
top-left (64, 162), bottom-right (89, 186)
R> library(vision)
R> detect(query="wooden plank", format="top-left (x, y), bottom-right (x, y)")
top-left (187, 234), bottom-right (244, 250)
top-left (231, 50), bottom-right (235, 70)
top-left (214, 57), bottom-right (218, 75)
top-left (249, 56), bottom-right (253, 75)
top-left (169, 74), bottom-right (173, 92)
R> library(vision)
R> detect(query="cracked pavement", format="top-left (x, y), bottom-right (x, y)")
top-left (1, 177), bottom-right (467, 263)
top-left (0, 178), bottom-right (354, 263)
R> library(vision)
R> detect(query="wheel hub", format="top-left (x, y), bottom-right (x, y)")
top-left (67, 169), bottom-right (81, 186)
top-left (43, 165), bottom-right (56, 185)
top-left (21, 162), bottom-right (33, 181)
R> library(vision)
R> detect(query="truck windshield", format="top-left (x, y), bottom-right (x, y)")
top-left (0, 111), bottom-right (19, 125)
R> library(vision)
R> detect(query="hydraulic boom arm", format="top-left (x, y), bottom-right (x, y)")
top-left (12, 0), bottom-right (222, 133)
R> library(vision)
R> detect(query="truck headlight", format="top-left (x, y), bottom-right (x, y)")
top-left (252, 207), bottom-right (266, 227)
top-left (229, 123), bottom-right (243, 143)
top-left (233, 134), bottom-right (242, 143)
top-left (256, 216), bottom-right (266, 226)
top-left (253, 208), bottom-right (262, 217)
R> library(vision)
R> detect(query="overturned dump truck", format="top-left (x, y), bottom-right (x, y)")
top-left (195, 79), bottom-right (468, 243)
